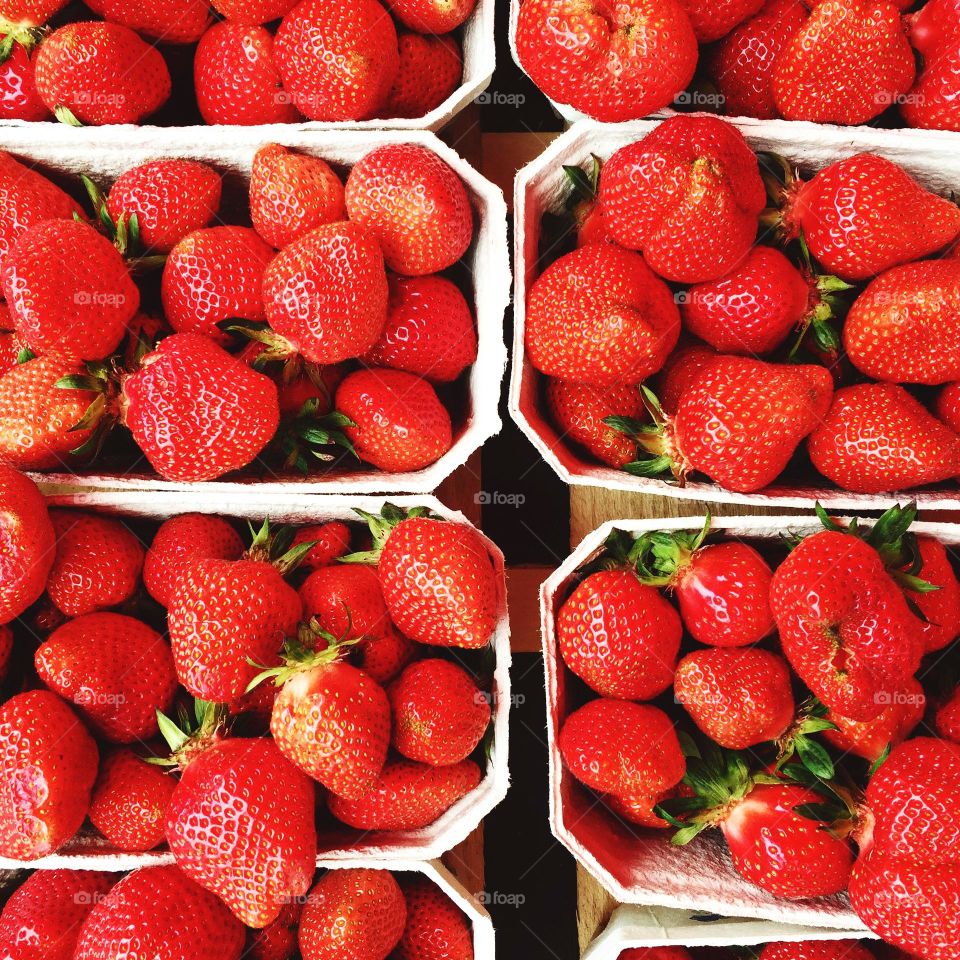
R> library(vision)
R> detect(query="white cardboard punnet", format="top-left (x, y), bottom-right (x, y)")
top-left (0, 491), bottom-right (510, 871)
top-left (0, 124), bottom-right (509, 495)
top-left (510, 117), bottom-right (960, 510)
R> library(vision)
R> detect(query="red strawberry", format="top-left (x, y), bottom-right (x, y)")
top-left (144, 512), bottom-right (244, 608)
top-left (0, 465), bottom-right (54, 624)
top-left (385, 0), bottom-right (474, 31)
top-left (656, 342), bottom-right (717, 415)
top-left (395, 875), bottom-right (474, 960)
top-left (262, 221), bottom-right (388, 365)
top-left (84, 0), bottom-right (212, 43)
top-left (605, 790), bottom-right (678, 830)
top-left (902, 0), bottom-right (960, 131)
top-left (194, 22), bottom-right (301, 126)
top-left (274, 0), bottom-right (398, 121)
top-left (389, 659), bottom-right (490, 766)
top-left (298, 869), bottom-right (406, 960)
top-left (0, 689), bottom-right (98, 860)
top-left (291, 520), bottom-right (351, 570)
top-left (274, 363), bottom-right (345, 416)
top-left (107, 160), bottom-right (221, 254)
top-left (514, 0), bottom-right (697, 122)
top-left (249, 144), bottom-right (345, 251)
top-left (0, 624), bottom-right (11, 681)
top-left (911, 535), bottom-right (960, 652)
top-left (599, 117), bottom-right (765, 284)
top-left (525, 244), bottom-right (680, 385)
top-left (807, 384), bottom-right (960, 494)
top-left (363, 275), bottom-right (476, 383)
top-left (46, 509), bottom-right (144, 616)
top-left (88, 747), bottom-right (176, 852)
top-left (345, 145), bottom-right (472, 277)
top-left (557, 569), bottom-right (680, 700)
top-left (760, 941), bottom-right (876, 960)
top-left (0, 0), bottom-right (67, 25)
top-left (73, 865), bottom-right (245, 960)
top-left (0, 34), bottom-right (48, 121)
top-left (34, 22), bottom-right (171, 125)
top-left (0, 323), bottom-right (25, 376)
top-left (776, 154), bottom-right (960, 282)
top-left (908, 0), bottom-right (960, 48)
top-left (936, 381), bottom-right (960, 432)
top-left (680, 0), bottom-right (763, 41)
top-left (327, 758), bottom-right (481, 831)
top-left (4, 218), bottom-right (139, 361)
top-left (247, 901), bottom-right (303, 960)
top-left (0, 870), bottom-right (115, 960)
top-left (381, 33), bottom-right (462, 120)
top-left (620, 951), bottom-right (691, 960)
top-left (936, 687), bottom-right (960, 743)
top-left (211, 0), bottom-right (298, 22)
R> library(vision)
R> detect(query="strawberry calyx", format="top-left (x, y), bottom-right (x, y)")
top-left (605, 386), bottom-right (688, 483)
top-left (340, 503), bottom-right (436, 565)
top-left (244, 517), bottom-right (318, 577)
top-left (563, 154), bottom-right (602, 230)
top-left (246, 618), bottom-right (358, 692)
top-left (79, 175), bottom-right (167, 270)
top-left (150, 699), bottom-right (226, 771)
top-left (271, 398), bottom-right (356, 473)
top-left (775, 698), bottom-right (838, 780)
top-left (788, 234), bottom-right (854, 360)
top-left (55, 358), bottom-right (123, 461)
top-left (224, 319), bottom-right (299, 365)
top-left (0, 23), bottom-right (44, 61)
top-left (600, 515), bottom-right (712, 587)
top-left (758, 152), bottom-right (801, 238)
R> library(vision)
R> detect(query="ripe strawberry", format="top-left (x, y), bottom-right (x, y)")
top-left (194, 22), bottom-right (300, 126)
top-left (771, 0), bottom-right (914, 124)
top-left (0, 465), bottom-right (54, 624)
top-left (4, 218), bottom-right (139, 361)
top-left (0, 689), bottom-right (98, 860)
top-left (0, 624), bottom-right (11, 682)
top-left (680, 0), bottom-right (763, 41)
top-left (561, 699), bottom-right (684, 797)
top-left (620, 951), bottom-right (691, 960)
top-left (514, 0), bottom-right (697, 122)
top-left (327, 758), bottom-right (481, 830)
top-left (936, 381), bottom-right (960, 432)
top-left (262, 222), bottom-right (388, 365)
top-left (363, 275), bottom-right (476, 383)
top-left (0, 322), bottom-right (25, 376)
top-left (34, 22), bottom-right (171, 125)
top-left (396, 875), bottom-right (473, 960)
top-left (335, 369), bottom-right (452, 472)
top-left (902, 0), bottom-right (960, 131)
top-left (936, 687), bottom-right (960, 743)
top-left (0, 34), bottom-right (48, 121)
top-left (381, 33), bottom-right (462, 120)
top-left (656, 342), bottom-right (717, 415)
top-left (525, 244), bottom-right (680, 385)
top-left (88, 747), bottom-right (176, 851)
top-left (386, 0), bottom-right (474, 31)
top-left (291, 520), bottom-right (351, 569)
top-left (911, 535), bottom-right (960, 652)
top-left (274, 363), bottom-right (345, 416)
top-left (776, 153), bottom-right (960, 282)
top-left (46, 509), bottom-right (144, 616)
top-left (107, 160), bottom-right (221, 255)
top-left (345, 144), bottom-right (472, 276)
top-left (0, 0), bottom-right (66, 25)
top-left (84, 0), bottom-right (212, 43)
top-left (0, 870), bottom-right (115, 960)
top-left (298, 869), bottom-right (406, 960)
top-left (247, 901), bottom-right (303, 960)
top-left (760, 942), bottom-right (876, 960)
top-left (166, 733), bottom-right (317, 928)
top-left (211, 0), bottom-right (298, 22)
top-left (808, 384), bottom-right (960, 494)
top-left (249, 144), bottom-right (345, 251)
top-left (274, 0), bottom-right (398, 121)
top-left (122, 332), bottom-right (281, 482)
top-left (144, 513), bottom-right (244, 608)
top-left (605, 789), bottom-right (678, 829)
top-left (600, 117), bottom-right (765, 284)
top-left (74, 865), bottom-right (245, 960)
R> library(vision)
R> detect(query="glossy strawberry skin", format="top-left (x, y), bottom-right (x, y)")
top-left (0, 0), bottom-right (68, 25)
top-left (212, 0), bottom-right (298, 22)
top-left (936, 688), bottom-right (960, 743)
top-left (680, 0), bottom-right (763, 41)
top-left (386, 0), bottom-right (475, 31)
top-left (0, 689), bottom-right (98, 860)
top-left (85, 0), bottom-right (212, 42)
top-left (381, 33), bottom-right (462, 120)
top-left (292, 521), bottom-right (350, 570)
top-left (395, 874), bottom-right (473, 960)
top-left (656, 342), bottom-right (718, 415)
top-left (247, 901), bottom-right (303, 960)
top-left (166, 738), bottom-right (317, 929)
top-left (903, 0), bottom-right (960, 131)
top-left (525, 244), bottom-right (681, 386)
top-left (759, 941), bottom-right (876, 960)
top-left (912, 536), bottom-right (960, 653)
top-left (0, 37), bottom-right (48, 121)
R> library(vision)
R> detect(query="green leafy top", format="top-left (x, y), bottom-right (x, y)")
top-left (340, 503), bottom-right (436, 565)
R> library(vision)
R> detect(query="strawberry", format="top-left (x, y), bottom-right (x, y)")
top-left (774, 153), bottom-right (960, 282)
top-left (620, 951), bottom-right (691, 960)
top-left (760, 942), bottom-right (876, 960)
top-left (936, 381), bottom-right (960, 432)
top-left (911, 535), bottom-right (960, 653)
top-left (385, 0), bottom-right (474, 31)
top-left (144, 513), bottom-right (244, 608)
top-left (563, 156), bottom-right (610, 248)
top-left (0, 870), bottom-right (115, 960)
top-left (345, 145), bottom-right (472, 276)
top-left (771, 0), bottom-right (915, 125)
top-left (363, 275), bottom-right (476, 383)
top-left (88, 747), bottom-right (176, 851)
top-left (599, 117), bottom-right (765, 284)
top-left (514, 0), bottom-right (697, 122)
top-left (0, 0), bottom-right (66, 25)
top-left (0, 465), bottom-right (54, 624)
top-left (34, 22), bottom-right (171, 125)
top-left (0, 623), bottom-right (11, 681)
top-left (656, 342), bottom-right (717, 415)
top-left (902, 0), bottom-right (960, 131)
top-left (274, 363), bottom-right (345, 416)
top-left (389, 659), bottom-right (490, 766)
top-left (807, 384), bottom-right (960, 494)
top-left (0, 322), bottom-right (25, 376)
top-left (249, 144), bottom-right (345, 251)
top-left (211, 0), bottom-right (298, 22)
top-left (605, 790), bottom-right (678, 829)
top-left (0, 689), bottom-right (98, 860)
top-left (247, 902), bottom-right (303, 960)
top-left (0, 34), bottom-right (48, 121)
top-left (274, 0), bottom-right (398, 121)
top-left (327, 758), bottom-right (481, 830)
top-left (262, 222), bottom-right (388, 365)
top-left (73, 865), bottom-right (245, 960)
top-left (298, 869), bottom-right (406, 960)
top-left (194, 22), bottom-right (301, 126)
top-left (107, 160), bottom-right (222, 255)
top-left (46, 509), bottom-right (144, 616)
top-left (525, 244), bottom-right (680, 386)
top-left (335, 369), bottom-right (452, 472)
top-left (291, 520), bottom-right (351, 570)
top-left (680, 0), bottom-right (763, 42)
top-left (84, 0), bottom-right (212, 43)
top-left (381, 33), bottom-right (462, 120)
top-left (556, 569), bottom-right (680, 700)
top-left (4, 218), bottom-right (139, 361)
top-left (395, 874), bottom-right (474, 960)
top-left (936, 687), bottom-right (960, 743)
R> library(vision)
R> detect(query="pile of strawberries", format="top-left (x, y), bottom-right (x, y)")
top-left (515, 0), bottom-right (960, 130)
top-left (0, 864), bottom-right (477, 960)
top-left (0, 140), bottom-right (478, 483)
top-left (527, 114), bottom-right (960, 498)
top-left (0, 0), bottom-right (473, 124)
top-left (553, 505), bottom-right (960, 958)
top-left (618, 943), bottom-right (899, 960)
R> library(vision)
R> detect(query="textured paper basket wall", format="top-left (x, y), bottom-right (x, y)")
top-left (0, 124), bottom-right (509, 495)
top-left (0, 492), bottom-right (510, 870)
top-left (510, 117), bottom-right (960, 511)
top-left (540, 513), bottom-right (960, 928)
